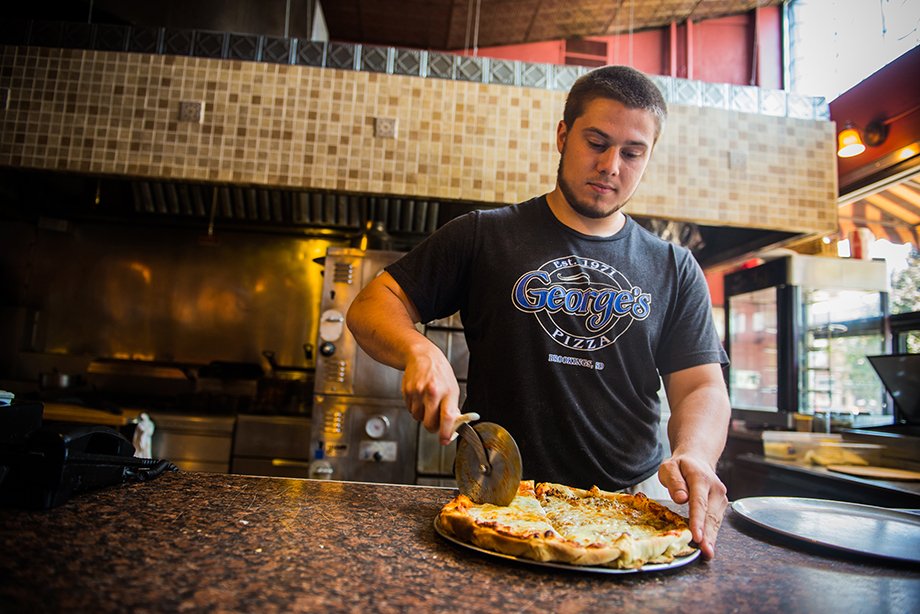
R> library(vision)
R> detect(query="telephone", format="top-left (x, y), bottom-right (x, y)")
top-left (0, 402), bottom-right (177, 509)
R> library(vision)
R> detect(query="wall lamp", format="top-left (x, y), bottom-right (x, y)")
top-left (837, 102), bottom-right (920, 158)
top-left (837, 122), bottom-right (866, 158)
top-left (837, 120), bottom-right (887, 158)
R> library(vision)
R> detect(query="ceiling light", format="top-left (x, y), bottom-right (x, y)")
top-left (837, 122), bottom-right (866, 158)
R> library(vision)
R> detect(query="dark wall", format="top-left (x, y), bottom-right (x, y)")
top-left (830, 46), bottom-right (920, 193)
top-left (7, 0), bottom-right (317, 39)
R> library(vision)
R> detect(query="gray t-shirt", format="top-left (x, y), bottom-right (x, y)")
top-left (387, 195), bottom-right (728, 490)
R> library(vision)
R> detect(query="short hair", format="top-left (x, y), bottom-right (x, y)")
top-left (562, 66), bottom-right (668, 141)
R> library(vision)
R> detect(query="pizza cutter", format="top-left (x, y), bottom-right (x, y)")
top-left (452, 413), bottom-right (522, 507)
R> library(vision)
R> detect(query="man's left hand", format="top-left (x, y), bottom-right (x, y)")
top-left (658, 454), bottom-right (728, 560)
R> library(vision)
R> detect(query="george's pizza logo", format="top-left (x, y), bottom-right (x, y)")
top-left (511, 255), bottom-right (651, 352)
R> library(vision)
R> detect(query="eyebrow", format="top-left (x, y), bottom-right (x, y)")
top-left (581, 127), bottom-right (649, 148)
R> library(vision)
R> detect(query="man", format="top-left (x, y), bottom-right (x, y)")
top-left (346, 65), bottom-right (730, 559)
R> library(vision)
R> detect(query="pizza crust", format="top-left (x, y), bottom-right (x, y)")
top-left (437, 480), bottom-right (695, 569)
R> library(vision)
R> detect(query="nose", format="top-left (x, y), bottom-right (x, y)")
top-left (596, 148), bottom-right (620, 176)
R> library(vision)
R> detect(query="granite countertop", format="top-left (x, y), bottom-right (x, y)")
top-left (1, 472), bottom-right (918, 613)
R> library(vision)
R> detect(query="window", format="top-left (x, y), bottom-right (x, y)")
top-left (788, 0), bottom-right (920, 100)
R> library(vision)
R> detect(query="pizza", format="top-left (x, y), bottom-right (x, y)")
top-left (436, 480), bottom-right (695, 569)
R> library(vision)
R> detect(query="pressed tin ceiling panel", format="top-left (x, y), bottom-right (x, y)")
top-left (322, 0), bottom-right (785, 50)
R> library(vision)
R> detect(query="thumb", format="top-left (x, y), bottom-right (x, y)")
top-left (659, 460), bottom-right (689, 503)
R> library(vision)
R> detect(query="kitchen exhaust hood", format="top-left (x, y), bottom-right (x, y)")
top-left (128, 180), bottom-right (442, 234)
top-left (0, 168), bottom-right (798, 266)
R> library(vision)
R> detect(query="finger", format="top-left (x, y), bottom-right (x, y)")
top-left (698, 538), bottom-right (715, 560)
top-left (687, 488), bottom-right (708, 548)
top-left (699, 486), bottom-right (728, 560)
top-left (402, 389), bottom-right (424, 423)
top-left (401, 380), bottom-right (422, 422)
top-left (674, 462), bottom-right (709, 546)
top-left (437, 395), bottom-right (462, 445)
top-left (696, 508), bottom-right (722, 560)
top-left (421, 394), bottom-right (441, 433)
top-left (658, 461), bottom-right (689, 504)
top-left (403, 376), bottom-right (439, 431)
top-left (699, 511), bottom-right (721, 559)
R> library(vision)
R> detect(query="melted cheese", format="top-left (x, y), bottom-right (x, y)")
top-left (466, 493), bottom-right (558, 538)
top-left (450, 482), bottom-right (693, 568)
top-left (539, 490), bottom-right (677, 545)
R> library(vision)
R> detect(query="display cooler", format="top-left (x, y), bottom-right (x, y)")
top-left (724, 254), bottom-right (890, 429)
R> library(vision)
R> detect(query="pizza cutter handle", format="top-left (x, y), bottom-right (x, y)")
top-left (455, 422), bottom-right (492, 475)
top-left (451, 412), bottom-right (480, 432)
top-left (448, 412), bottom-right (479, 443)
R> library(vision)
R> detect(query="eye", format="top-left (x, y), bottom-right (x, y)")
top-left (622, 150), bottom-right (644, 160)
top-left (588, 140), bottom-right (606, 151)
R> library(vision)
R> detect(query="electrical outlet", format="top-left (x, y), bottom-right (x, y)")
top-left (728, 150), bottom-right (747, 171)
top-left (0, 87), bottom-right (10, 111)
top-left (178, 100), bottom-right (205, 123)
top-left (375, 117), bottom-right (397, 139)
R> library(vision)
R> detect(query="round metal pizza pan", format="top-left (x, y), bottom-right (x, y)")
top-left (433, 518), bottom-right (701, 574)
top-left (731, 497), bottom-right (920, 563)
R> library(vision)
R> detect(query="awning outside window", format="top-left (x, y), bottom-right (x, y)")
top-left (838, 172), bottom-right (920, 250)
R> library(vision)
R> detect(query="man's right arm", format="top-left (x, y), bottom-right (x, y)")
top-left (346, 271), bottom-right (461, 444)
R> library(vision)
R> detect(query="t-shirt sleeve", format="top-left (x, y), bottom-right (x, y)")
top-left (385, 211), bottom-right (478, 324)
top-left (655, 250), bottom-right (729, 375)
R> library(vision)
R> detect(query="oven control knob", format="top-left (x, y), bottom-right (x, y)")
top-left (364, 415), bottom-right (390, 439)
top-left (319, 309), bottom-right (346, 342)
top-left (373, 451), bottom-right (383, 462)
top-left (319, 342), bottom-right (336, 356)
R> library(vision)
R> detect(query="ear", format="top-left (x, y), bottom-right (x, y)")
top-left (556, 120), bottom-right (567, 154)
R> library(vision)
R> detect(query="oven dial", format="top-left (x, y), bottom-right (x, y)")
top-left (319, 309), bottom-right (345, 342)
top-left (364, 415), bottom-right (390, 439)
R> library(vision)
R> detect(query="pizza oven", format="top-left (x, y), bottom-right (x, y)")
top-left (309, 248), bottom-right (468, 486)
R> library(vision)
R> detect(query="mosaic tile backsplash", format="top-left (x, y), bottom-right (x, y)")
top-left (0, 45), bottom-right (837, 233)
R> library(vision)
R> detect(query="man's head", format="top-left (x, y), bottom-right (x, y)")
top-left (549, 66), bottom-right (665, 234)
top-left (562, 65), bottom-right (667, 143)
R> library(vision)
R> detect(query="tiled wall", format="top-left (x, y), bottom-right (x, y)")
top-left (0, 45), bottom-right (838, 233)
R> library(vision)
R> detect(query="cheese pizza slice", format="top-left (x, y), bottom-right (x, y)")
top-left (535, 482), bottom-right (695, 568)
top-left (436, 480), bottom-right (623, 565)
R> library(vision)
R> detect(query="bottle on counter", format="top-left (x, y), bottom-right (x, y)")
top-left (308, 444), bottom-right (333, 480)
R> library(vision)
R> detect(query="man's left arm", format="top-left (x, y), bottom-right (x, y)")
top-left (659, 363), bottom-right (731, 560)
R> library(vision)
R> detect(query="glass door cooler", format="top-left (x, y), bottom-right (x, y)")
top-left (724, 254), bottom-right (890, 429)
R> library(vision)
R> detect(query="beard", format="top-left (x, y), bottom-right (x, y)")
top-left (556, 145), bottom-right (629, 220)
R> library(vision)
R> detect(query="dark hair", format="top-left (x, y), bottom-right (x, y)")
top-left (562, 65), bottom-right (668, 141)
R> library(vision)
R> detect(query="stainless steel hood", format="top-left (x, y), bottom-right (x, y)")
top-left (0, 168), bottom-right (798, 266)
top-left (130, 180), bottom-right (442, 235)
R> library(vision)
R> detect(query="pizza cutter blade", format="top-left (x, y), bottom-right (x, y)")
top-left (453, 415), bottom-right (522, 507)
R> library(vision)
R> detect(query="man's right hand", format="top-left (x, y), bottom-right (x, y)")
top-left (402, 345), bottom-right (461, 445)
top-left (346, 271), bottom-right (461, 446)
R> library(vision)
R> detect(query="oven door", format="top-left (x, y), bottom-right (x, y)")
top-left (231, 414), bottom-right (313, 477)
top-left (311, 395), bottom-right (416, 484)
top-left (149, 413), bottom-right (236, 473)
